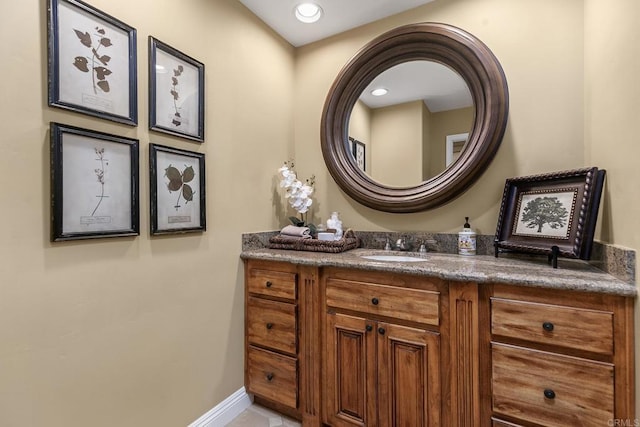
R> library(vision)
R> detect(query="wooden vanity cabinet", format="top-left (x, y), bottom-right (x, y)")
top-left (245, 260), bottom-right (299, 413)
top-left (244, 259), bottom-right (323, 424)
top-left (244, 258), bottom-right (635, 426)
top-left (322, 268), bottom-right (446, 427)
top-left (482, 284), bottom-right (635, 427)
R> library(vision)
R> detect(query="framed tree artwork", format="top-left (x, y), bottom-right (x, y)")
top-left (50, 122), bottom-right (140, 241)
top-left (149, 37), bottom-right (205, 142)
top-left (149, 144), bottom-right (206, 235)
top-left (495, 167), bottom-right (606, 263)
top-left (47, 0), bottom-right (138, 125)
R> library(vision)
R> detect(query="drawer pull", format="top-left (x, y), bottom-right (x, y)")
top-left (265, 281), bottom-right (273, 288)
top-left (266, 373), bottom-right (274, 381)
top-left (371, 297), bottom-right (379, 305)
top-left (542, 322), bottom-right (555, 332)
top-left (266, 323), bottom-right (273, 329)
top-left (378, 327), bottom-right (386, 335)
top-left (543, 389), bottom-right (556, 399)
top-left (366, 324), bottom-right (373, 332)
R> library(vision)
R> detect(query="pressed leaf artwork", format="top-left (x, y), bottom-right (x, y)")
top-left (170, 65), bottom-right (184, 127)
top-left (91, 147), bottom-right (108, 216)
top-left (164, 164), bottom-right (195, 210)
top-left (72, 25), bottom-right (113, 94)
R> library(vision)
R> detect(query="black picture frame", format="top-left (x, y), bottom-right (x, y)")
top-left (149, 144), bottom-right (206, 235)
top-left (149, 37), bottom-right (205, 142)
top-left (495, 167), bottom-right (605, 261)
top-left (47, 0), bottom-right (138, 125)
top-left (50, 122), bottom-right (140, 241)
top-left (349, 137), bottom-right (366, 172)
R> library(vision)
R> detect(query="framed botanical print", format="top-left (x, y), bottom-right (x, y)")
top-left (349, 136), bottom-right (366, 172)
top-left (47, 0), bottom-right (138, 125)
top-left (149, 37), bottom-right (205, 142)
top-left (50, 122), bottom-right (140, 241)
top-left (149, 144), bottom-right (206, 235)
top-left (495, 167), bottom-right (606, 261)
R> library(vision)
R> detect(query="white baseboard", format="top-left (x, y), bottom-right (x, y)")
top-left (188, 387), bottom-right (252, 427)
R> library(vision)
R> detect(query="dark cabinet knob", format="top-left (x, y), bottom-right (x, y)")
top-left (542, 322), bottom-right (554, 332)
top-left (371, 297), bottom-right (379, 305)
top-left (543, 389), bottom-right (556, 399)
top-left (265, 281), bottom-right (272, 288)
top-left (266, 323), bottom-right (273, 329)
top-left (266, 373), bottom-right (274, 381)
top-left (378, 327), bottom-right (386, 335)
top-left (366, 324), bottom-right (373, 332)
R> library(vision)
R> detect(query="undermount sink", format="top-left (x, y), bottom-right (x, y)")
top-left (360, 254), bottom-right (428, 262)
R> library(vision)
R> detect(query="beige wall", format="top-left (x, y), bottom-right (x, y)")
top-left (428, 106), bottom-right (474, 177)
top-left (584, 0), bottom-right (640, 265)
top-left (370, 100), bottom-right (424, 186)
top-left (364, 101), bottom-right (473, 183)
top-left (348, 99), bottom-right (372, 169)
top-left (0, 0), bottom-right (294, 426)
top-left (422, 102), bottom-right (432, 178)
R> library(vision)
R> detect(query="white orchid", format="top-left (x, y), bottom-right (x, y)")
top-left (278, 165), bottom-right (297, 188)
top-left (278, 161), bottom-right (316, 225)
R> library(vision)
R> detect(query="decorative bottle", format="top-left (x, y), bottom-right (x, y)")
top-left (458, 217), bottom-right (477, 256)
top-left (327, 212), bottom-right (343, 240)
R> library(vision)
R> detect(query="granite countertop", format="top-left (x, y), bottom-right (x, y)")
top-left (241, 247), bottom-right (638, 297)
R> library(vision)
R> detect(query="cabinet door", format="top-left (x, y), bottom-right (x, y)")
top-left (377, 322), bottom-right (441, 427)
top-left (325, 313), bottom-right (376, 427)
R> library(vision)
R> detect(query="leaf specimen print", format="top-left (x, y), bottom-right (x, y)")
top-left (170, 65), bottom-right (184, 126)
top-left (91, 147), bottom-right (108, 216)
top-left (164, 164), bottom-right (195, 210)
top-left (72, 26), bottom-right (113, 94)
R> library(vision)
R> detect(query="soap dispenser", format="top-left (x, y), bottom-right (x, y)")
top-left (458, 217), bottom-right (477, 256)
top-left (327, 212), bottom-right (343, 240)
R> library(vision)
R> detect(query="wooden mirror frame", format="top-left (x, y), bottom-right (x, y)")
top-left (321, 22), bottom-right (509, 213)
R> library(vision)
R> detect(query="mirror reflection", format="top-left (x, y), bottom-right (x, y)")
top-left (347, 61), bottom-right (474, 187)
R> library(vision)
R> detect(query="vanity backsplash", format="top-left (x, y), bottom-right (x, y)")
top-left (242, 231), bottom-right (636, 284)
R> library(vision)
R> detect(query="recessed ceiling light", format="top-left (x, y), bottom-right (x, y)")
top-left (295, 3), bottom-right (323, 24)
top-left (371, 88), bottom-right (388, 96)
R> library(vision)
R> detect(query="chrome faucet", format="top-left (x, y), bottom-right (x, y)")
top-left (395, 238), bottom-right (411, 251)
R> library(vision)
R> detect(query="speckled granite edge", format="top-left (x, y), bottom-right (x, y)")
top-left (590, 241), bottom-right (636, 284)
top-left (240, 248), bottom-right (637, 297)
top-left (242, 231), bottom-right (279, 251)
top-left (242, 231), bottom-right (636, 285)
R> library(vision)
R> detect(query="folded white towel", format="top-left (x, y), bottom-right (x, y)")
top-left (281, 225), bottom-right (312, 239)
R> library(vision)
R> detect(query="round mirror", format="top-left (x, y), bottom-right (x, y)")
top-left (348, 60), bottom-right (474, 187)
top-left (321, 23), bottom-right (509, 212)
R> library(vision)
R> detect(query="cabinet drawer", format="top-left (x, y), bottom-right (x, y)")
top-left (247, 268), bottom-right (297, 301)
top-left (247, 296), bottom-right (297, 355)
top-left (247, 346), bottom-right (298, 409)
top-left (326, 278), bottom-right (440, 326)
top-left (491, 297), bottom-right (613, 355)
top-left (492, 343), bottom-right (614, 427)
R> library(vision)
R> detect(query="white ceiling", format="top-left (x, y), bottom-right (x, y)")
top-left (361, 61), bottom-right (472, 112)
top-left (237, 0), bottom-right (435, 47)
top-left (237, 0), bottom-right (471, 112)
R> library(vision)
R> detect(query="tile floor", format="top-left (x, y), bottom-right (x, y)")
top-left (225, 404), bottom-right (301, 427)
